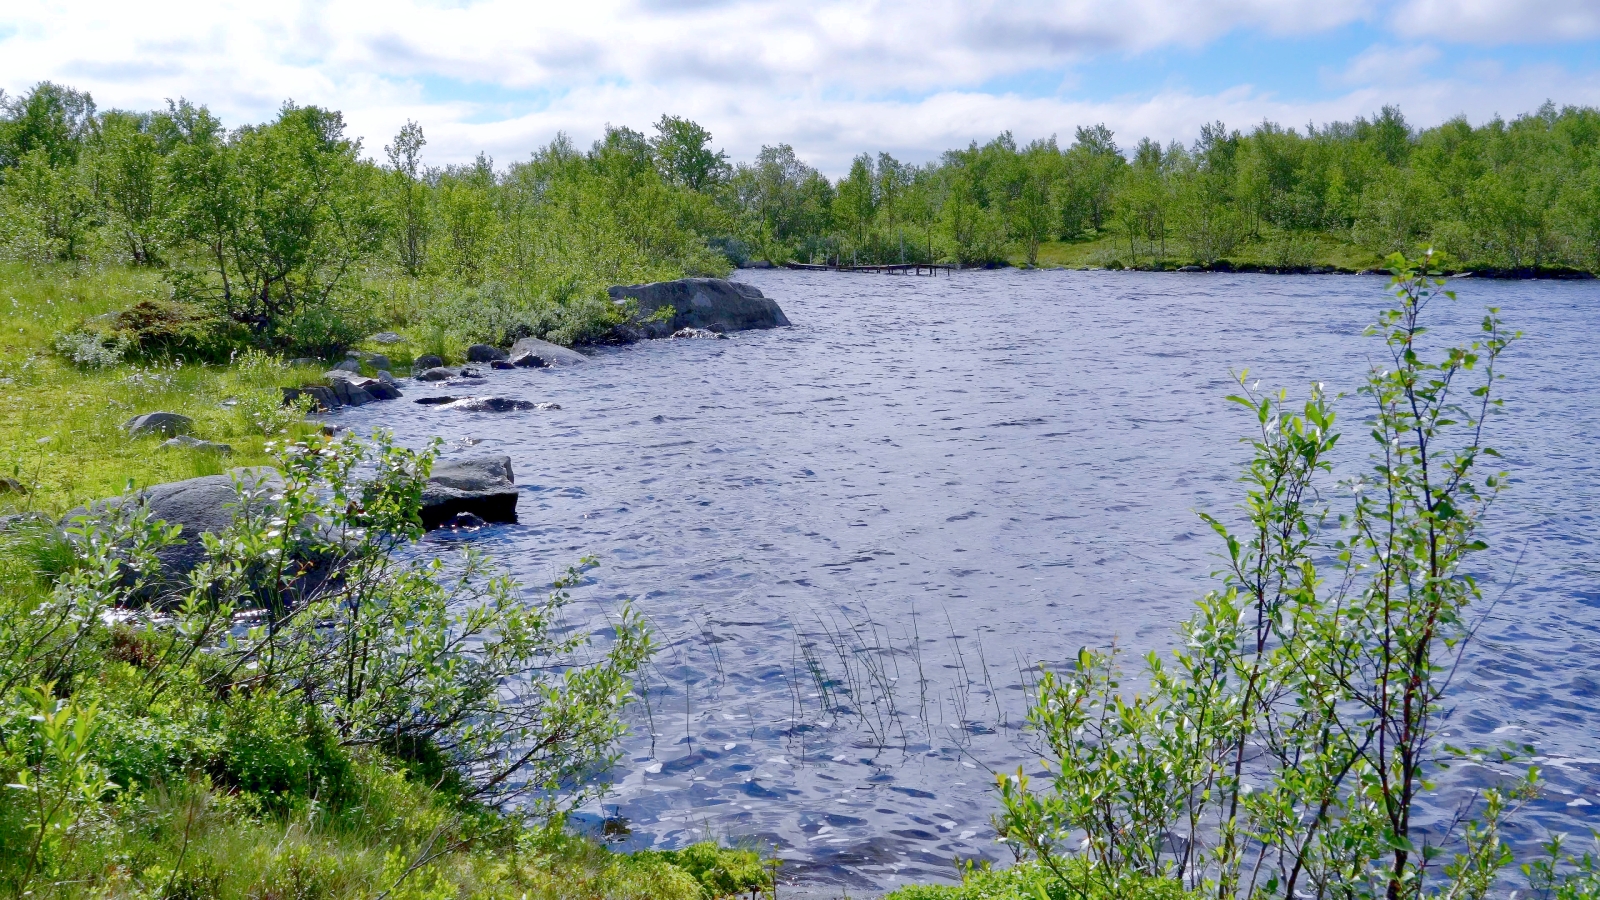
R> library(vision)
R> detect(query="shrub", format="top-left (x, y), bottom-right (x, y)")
top-left (52, 328), bottom-right (127, 368)
top-left (219, 690), bottom-right (351, 809)
top-left (994, 254), bottom-right (1529, 898)
top-left (632, 842), bottom-right (771, 898)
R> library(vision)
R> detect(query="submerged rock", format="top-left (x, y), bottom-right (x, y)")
top-left (509, 337), bottom-right (588, 366)
top-left (510, 352), bottom-right (548, 368)
top-left (672, 327), bottom-right (728, 340)
top-left (608, 277), bottom-right (790, 337)
top-left (415, 367), bottom-right (455, 382)
top-left (421, 455), bottom-right (518, 529)
top-left (123, 412), bottom-right (194, 438)
top-left (490, 359), bottom-right (517, 370)
top-left (442, 397), bottom-right (560, 412)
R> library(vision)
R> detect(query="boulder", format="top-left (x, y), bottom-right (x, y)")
top-left (509, 353), bottom-right (547, 368)
top-left (0, 477), bottom-right (27, 496)
top-left (490, 359), bottom-right (516, 370)
top-left (73, 468), bottom-right (283, 579)
top-left (412, 354), bottom-right (445, 372)
top-left (366, 354), bottom-right (392, 371)
top-left (332, 358), bottom-right (361, 373)
top-left (123, 412), bottom-right (194, 438)
top-left (415, 367), bottom-right (454, 382)
top-left (324, 370), bottom-right (393, 405)
top-left (376, 370), bottom-right (401, 389)
top-left (508, 337), bottom-right (589, 367)
top-left (421, 456), bottom-right (518, 529)
top-left (607, 278), bottom-right (790, 337)
top-left (467, 344), bottom-right (509, 363)
top-left (162, 435), bottom-right (233, 454)
top-left (369, 332), bottom-right (405, 344)
top-left (300, 386), bottom-right (340, 411)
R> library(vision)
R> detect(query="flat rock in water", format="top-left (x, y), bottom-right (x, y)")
top-left (442, 397), bottom-right (560, 412)
top-left (415, 367), bottom-right (455, 382)
top-left (422, 455), bottom-right (518, 529)
top-left (414, 396), bottom-right (458, 406)
top-left (508, 337), bottom-right (588, 366)
top-left (123, 412), bottom-right (194, 437)
top-left (607, 277), bottom-right (790, 337)
top-left (672, 327), bottom-right (727, 339)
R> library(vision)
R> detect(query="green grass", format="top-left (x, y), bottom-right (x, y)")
top-left (0, 263), bottom-right (335, 515)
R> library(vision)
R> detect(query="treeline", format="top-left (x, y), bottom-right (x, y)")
top-left (3, 82), bottom-right (1599, 354)
top-left (740, 103), bottom-right (1600, 271)
top-left (0, 84), bottom-right (730, 356)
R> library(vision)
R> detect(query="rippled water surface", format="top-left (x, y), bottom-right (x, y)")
top-left (338, 270), bottom-right (1600, 891)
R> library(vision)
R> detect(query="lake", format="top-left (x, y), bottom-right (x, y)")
top-left (337, 269), bottom-right (1600, 892)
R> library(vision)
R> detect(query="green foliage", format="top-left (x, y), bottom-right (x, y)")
top-left (632, 842), bottom-right (772, 898)
top-left (885, 860), bottom-right (1191, 900)
top-left (995, 255), bottom-right (1531, 898)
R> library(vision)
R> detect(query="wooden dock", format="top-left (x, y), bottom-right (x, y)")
top-left (784, 262), bottom-right (954, 276)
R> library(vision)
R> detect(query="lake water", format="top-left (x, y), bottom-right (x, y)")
top-left (337, 270), bottom-right (1600, 892)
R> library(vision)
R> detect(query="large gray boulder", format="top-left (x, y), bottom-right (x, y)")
top-left (607, 278), bottom-right (789, 337)
top-left (508, 337), bottom-right (588, 367)
top-left (421, 456), bottom-right (518, 529)
top-left (73, 467), bottom-right (283, 580)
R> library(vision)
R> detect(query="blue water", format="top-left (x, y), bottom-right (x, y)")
top-left (336, 270), bottom-right (1600, 892)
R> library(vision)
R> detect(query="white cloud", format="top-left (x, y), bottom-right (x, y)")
top-left (0, 0), bottom-right (1596, 175)
top-left (1392, 0), bottom-right (1600, 43)
top-left (1333, 42), bottom-right (1443, 86)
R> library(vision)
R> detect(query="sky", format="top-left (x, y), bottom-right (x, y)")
top-left (2, 0), bottom-right (1599, 176)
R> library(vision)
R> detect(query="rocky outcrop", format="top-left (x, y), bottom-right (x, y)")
top-left (509, 337), bottom-right (588, 367)
top-left (608, 278), bottom-right (790, 337)
top-left (421, 456), bottom-right (519, 529)
top-left (123, 412), bottom-right (194, 438)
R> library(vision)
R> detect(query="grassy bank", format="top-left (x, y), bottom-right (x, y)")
top-left (0, 263), bottom-right (331, 514)
top-left (1019, 230), bottom-right (1387, 271)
